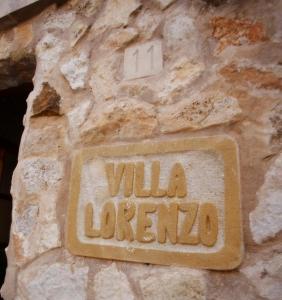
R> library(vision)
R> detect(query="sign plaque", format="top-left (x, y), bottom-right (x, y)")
top-left (66, 136), bottom-right (242, 270)
top-left (124, 40), bottom-right (163, 80)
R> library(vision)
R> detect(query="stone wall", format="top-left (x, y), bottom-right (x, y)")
top-left (1, 0), bottom-right (282, 299)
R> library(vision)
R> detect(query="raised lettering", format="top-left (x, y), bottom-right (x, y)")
top-left (124, 163), bottom-right (134, 197)
top-left (167, 163), bottom-right (187, 198)
top-left (105, 163), bottom-right (125, 196)
top-left (100, 202), bottom-right (116, 239)
top-left (199, 203), bottom-right (218, 247)
top-left (135, 162), bottom-right (150, 197)
top-left (178, 203), bottom-right (199, 245)
top-left (157, 203), bottom-right (178, 244)
top-left (117, 201), bottom-right (136, 241)
top-left (136, 203), bottom-right (156, 243)
top-left (85, 203), bottom-right (100, 238)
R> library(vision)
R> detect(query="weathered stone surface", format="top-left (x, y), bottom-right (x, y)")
top-left (0, 21), bottom-right (33, 61)
top-left (250, 154), bottom-right (282, 244)
top-left (89, 54), bottom-right (120, 101)
top-left (220, 64), bottom-right (282, 91)
top-left (207, 271), bottom-right (262, 300)
top-left (10, 158), bottom-right (63, 264)
top-left (163, 12), bottom-right (199, 59)
top-left (94, 264), bottom-right (134, 300)
top-left (12, 199), bottom-right (61, 264)
top-left (43, 11), bottom-right (75, 30)
top-left (159, 96), bottom-right (241, 133)
top-left (121, 57), bottom-right (205, 105)
top-left (1, 0), bottom-right (282, 298)
top-left (21, 123), bottom-right (66, 158)
top-left (67, 100), bottom-right (93, 141)
top-left (79, 99), bottom-right (157, 145)
top-left (105, 27), bottom-right (138, 49)
top-left (14, 22), bottom-right (34, 49)
top-left (241, 253), bottom-right (282, 300)
top-left (60, 53), bottom-right (89, 90)
top-left (17, 262), bottom-right (89, 300)
top-left (32, 82), bottom-right (61, 117)
top-left (92, 0), bottom-right (141, 35)
top-left (153, 0), bottom-right (176, 10)
top-left (69, 19), bottom-right (89, 47)
top-left (135, 9), bottom-right (162, 39)
top-left (211, 17), bottom-right (266, 53)
top-left (270, 102), bottom-right (282, 148)
top-left (158, 58), bottom-right (205, 103)
top-left (163, 13), bottom-right (195, 46)
top-left (118, 83), bottom-right (156, 104)
top-left (0, 33), bottom-right (14, 61)
top-left (18, 157), bottom-right (63, 194)
top-left (36, 33), bottom-right (65, 74)
top-left (75, 0), bottom-right (103, 17)
top-left (139, 268), bottom-right (206, 300)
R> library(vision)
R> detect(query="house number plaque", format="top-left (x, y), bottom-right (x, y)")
top-left (124, 40), bottom-right (163, 80)
top-left (66, 136), bottom-right (243, 270)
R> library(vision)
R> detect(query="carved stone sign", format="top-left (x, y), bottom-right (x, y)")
top-left (124, 40), bottom-right (163, 80)
top-left (66, 136), bottom-right (242, 270)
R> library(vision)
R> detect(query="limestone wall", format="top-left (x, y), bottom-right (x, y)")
top-left (1, 0), bottom-right (282, 299)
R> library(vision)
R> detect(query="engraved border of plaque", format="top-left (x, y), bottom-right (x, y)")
top-left (66, 136), bottom-right (243, 270)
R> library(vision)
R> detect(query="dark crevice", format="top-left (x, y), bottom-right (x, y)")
top-left (0, 82), bottom-right (34, 299)
top-left (0, 54), bottom-right (36, 91)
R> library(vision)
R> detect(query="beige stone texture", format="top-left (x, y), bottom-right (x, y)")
top-left (91, 0), bottom-right (141, 35)
top-left (31, 82), bottom-right (61, 117)
top-left (9, 158), bottom-right (63, 265)
top-left (158, 95), bottom-right (242, 133)
top-left (42, 11), bottom-right (76, 31)
top-left (94, 264), bottom-right (134, 300)
top-left (157, 58), bottom-right (205, 103)
top-left (78, 98), bottom-right (157, 145)
top-left (241, 252), bottom-right (282, 300)
top-left (69, 19), bottom-right (89, 47)
top-left (67, 100), bottom-right (93, 142)
top-left (136, 267), bottom-right (206, 300)
top-left (60, 52), bottom-right (89, 90)
top-left (249, 154), bottom-right (282, 244)
top-left (105, 27), bottom-right (138, 50)
top-left (73, 0), bottom-right (103, 18)
top-left (89, 53), bottom-right (121, 101)
top-left (163, 10), bottom-right (200, 60)
top-left (21, 122), bottom-right (66, 158)
top-left (17, 157), bottom-right (63, 195)
top-left (17, 261), bottom-right (89, 300)
top-left (35, 33), bottom-right (65, 77)
top-left (135, 9), bottom-right (162, 40)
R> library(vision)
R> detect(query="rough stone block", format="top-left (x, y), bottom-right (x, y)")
top-left (32, 82), bottom-right (61, 117)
